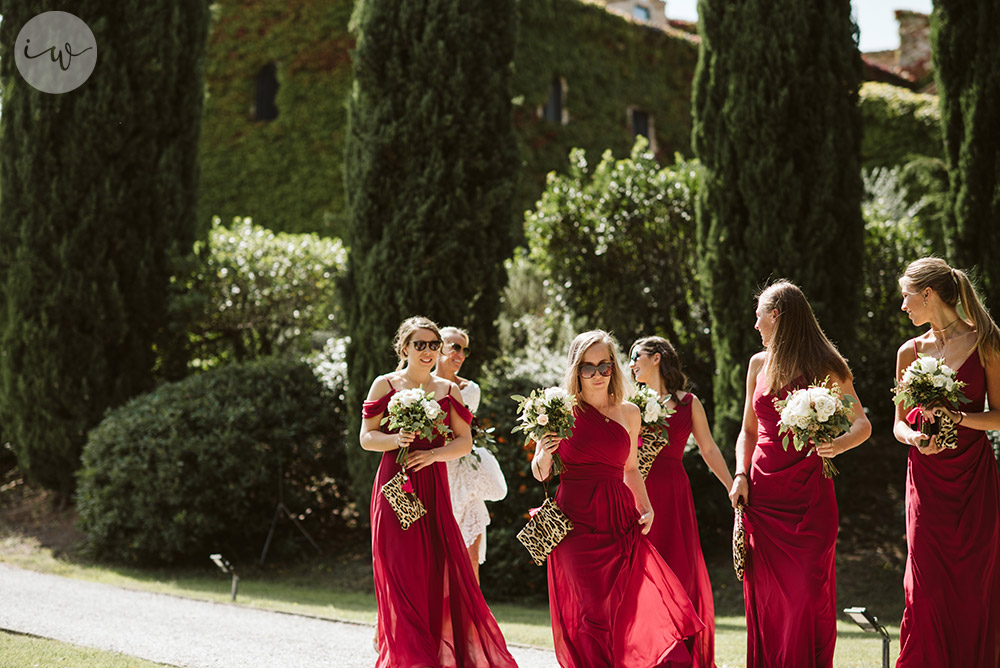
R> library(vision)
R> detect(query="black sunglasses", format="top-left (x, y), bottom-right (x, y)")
top-left (409, 339), bottom-right (443, 352)
top-left (579, 362), bottom-right (615, 379)
top-left (445, 342), bottom-right (471, 357)
top-left (629, 351), bottom-right (645, 363)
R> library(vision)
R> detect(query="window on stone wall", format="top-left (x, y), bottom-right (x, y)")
top-left (540, 76), bottom-right (567, 125)
top-left (633, 4), bottom-right (652, 21)
top-left (628, 107), bottom-right (656, 151)
top-left (253, 63), bottom-right (279, 121)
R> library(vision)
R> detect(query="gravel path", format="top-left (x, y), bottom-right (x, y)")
top-left (0, 564), bottom-right (558, 667)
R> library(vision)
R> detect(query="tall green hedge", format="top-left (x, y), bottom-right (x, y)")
top-left (932, 0), bottom-right (1000, 303)
top-left (692, 0), bottom-right (865, 445)
top-left (0, 1), bottom-right (209, 495)
top-left (342, 0), bottom-right (519, 505)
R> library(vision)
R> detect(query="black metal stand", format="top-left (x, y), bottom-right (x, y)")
top-left (258, 454), bottom-right (321, 565)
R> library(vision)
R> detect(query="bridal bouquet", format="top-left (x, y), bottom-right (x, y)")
top-left (512, 386), bottom-right (577, 475)
top-left (773, 377), bottom-right (857, 478)
top-left (893, 354), bottom-right (970, 441)
top-left (381, 388), bottom-right (452, 467)
top-left (626, 384), bottom-right (674, 429)
top-left (626, 384), bottom-right (676, 479)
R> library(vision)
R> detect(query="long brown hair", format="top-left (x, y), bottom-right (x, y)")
top-left (758, 280), bottom-right (851, 393)
top-left (630, 336), bottom-right (687, 395)
top-left (901, 257), bottom-right (1000, 361)
top-left (392, 316), bottom-right (441, 370)
top-left (562, 330), bottom-right (627, 403)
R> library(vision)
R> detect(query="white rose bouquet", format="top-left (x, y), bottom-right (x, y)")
top-left (625, 383), bottom-right (675, 429)
top-left (773, 377), bottom-right (857, 478)
top-left (381, 387), bottom-right (452, 466)
top-left (512, 386), bottom-right (577, 475)
top-left (893, 353), bottom-right (970, 439)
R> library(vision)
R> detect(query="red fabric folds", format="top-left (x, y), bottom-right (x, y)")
top-left (644, 393), bottom-right (717, 668)
top-left (548, 404), bottom-right (704, 668)
top-left (744, 375), bottom-right (838, 668)
top-left (365, 388), bottom-right (517, 668)
top-left (897, 350), bottom-right (1000, 668)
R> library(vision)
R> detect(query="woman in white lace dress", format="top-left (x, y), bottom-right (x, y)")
top-left (436, 326), bottom-right (508, 583)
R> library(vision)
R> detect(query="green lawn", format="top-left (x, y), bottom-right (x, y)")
top-left (0, 631), bottom-right (172, 668)
top-left (1, 531), bottom-right (904, 667)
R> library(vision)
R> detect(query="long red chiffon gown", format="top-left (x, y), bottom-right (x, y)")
top-left (644, 393), bottom-right (716, 668)
top-left (548, 403), bottom-right (704, 668)
top-left (897, 347), bottom-right (1000, 667)
top-left (743, 374), bottom-right (838, 668)
top-left (365, 383), bottom-right (518, 668)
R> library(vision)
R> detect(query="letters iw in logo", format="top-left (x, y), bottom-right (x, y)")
top-left (15, 12), bottom-right (97, 94)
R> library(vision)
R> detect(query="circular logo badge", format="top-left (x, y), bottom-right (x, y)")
top-left (14, 12), bottom-right (97, 94)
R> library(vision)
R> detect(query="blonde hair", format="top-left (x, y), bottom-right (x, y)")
top-left (630, 336), bottom-right (688, 395)
top-left (562, 330), bottom-right (627, 403)
top-left (758, 280), bottom-right (851, 393)
top-left (392, 316), bottom-right (441, 370)
top-left (901, 257), bottom-right (1000, 361)
top-left (439, 326), bottom-right (469, 345)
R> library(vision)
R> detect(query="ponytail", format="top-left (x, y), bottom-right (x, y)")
top-left (954, 269), bottom-right (1000, 361)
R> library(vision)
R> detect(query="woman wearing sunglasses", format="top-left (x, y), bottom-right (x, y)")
top-left (629, 336), bottom-right (732, 668)
top-left (730, 281), bottom-right (870, 668)
top-left (532, 329), bottom-right (703, 668)
top-left (360, 316), bottom-right (516, 668)
top-left (435, 326), bottom-right (508, 584)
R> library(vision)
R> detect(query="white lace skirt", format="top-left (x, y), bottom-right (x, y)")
top-left (446, 447), bottom-right (508, 564)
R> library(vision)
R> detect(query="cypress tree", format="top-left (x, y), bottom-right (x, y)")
top-left (692, 0), bottom-right (865, 446)
top-left (931, 1), bottom-right (1000, 303)
top-left (343, 0), bottom-right (518, 503)
top-left (0, 2), bottom-right (209, 495)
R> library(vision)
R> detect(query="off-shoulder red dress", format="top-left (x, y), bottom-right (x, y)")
top-left (547, 403), bottom-right (704, 668)
top-left (364, 383), bottom-right (518, 668)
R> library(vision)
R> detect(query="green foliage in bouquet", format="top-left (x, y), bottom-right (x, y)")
top-left (380, 388), bottom-right (452, 465)
top-left (774, 378), bottom-right (858, 477)
top-left (626, 384), bottom-right (675, 430)
top-left (892, 354), bottom-right (970, 411)
top-left (512, 387), bottom-right (577, 475)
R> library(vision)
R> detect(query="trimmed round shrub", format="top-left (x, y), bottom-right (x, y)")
top-left (76, 356), bottom-right (348, 564)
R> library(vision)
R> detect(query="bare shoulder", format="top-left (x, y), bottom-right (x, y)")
top-left (748, 352), bottom-right (767, 375)
top-left (897, 337), bottom-right (918, 364)
top-left (366, 374), bottom-right (393, 402)
top-left (619, 400), bottom-right (641, 430)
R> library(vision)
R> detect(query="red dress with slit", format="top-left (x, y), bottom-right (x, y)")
top-left (743, 374), bottom-right (838, 668)
top-left (896, 348), bottom-right (1000, 667)
top-left (644, 393), bottom-right (716, 668)
top-left (365, 383), bottom-right (518, 668)
top-left (548, 403), bottom-right (704, 668)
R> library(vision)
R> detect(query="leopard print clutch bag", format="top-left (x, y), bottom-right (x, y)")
top-left (637, 427), bottom-right (668, 480)
top-left (517, 497), bottom-right (574, 566)
top-left (380, 471), bottom-right (426, 530)
top-left (733, 502), bottom-right (747, 581)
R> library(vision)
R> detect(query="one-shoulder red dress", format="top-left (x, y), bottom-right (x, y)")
top-left (364, 383), bottom-right (518, 668)
top-left (743, 374), bottom-right (838, 668)
top-left (897, 348), bottom-right (1000, 667)
top-left (645, 393), bottom-right (717, 668)
top-left (547, 403), bottom-right (704, 668)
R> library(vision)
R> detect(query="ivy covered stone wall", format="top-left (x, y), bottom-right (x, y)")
top-left (199, 0), bottom-right (699, 235)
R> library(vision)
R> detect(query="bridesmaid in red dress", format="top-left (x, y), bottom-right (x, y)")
top-left (360, 316), bottom-right (518, 668)
top-left (893, 258), bottom-right (1000, 668)
top-left (531, 329), bottom-right (704, 668)
top-left (628, 336), bottom-right (733, 668)
top-left (729, 281), bottom-right (871, 668)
